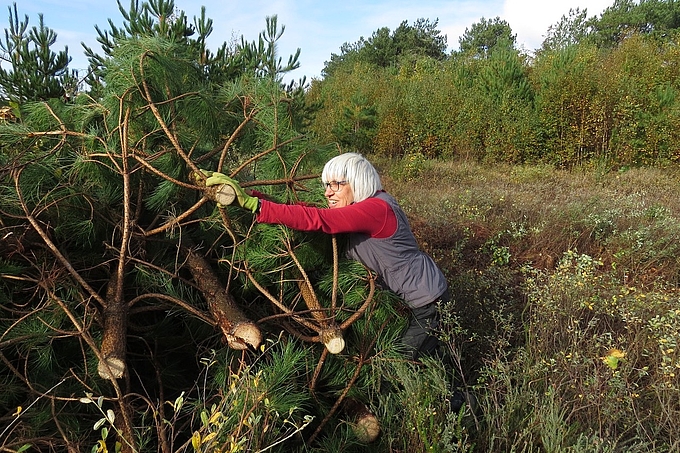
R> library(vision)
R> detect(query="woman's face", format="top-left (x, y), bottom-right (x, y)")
top-left (324, 178), bottom-right (354, 209)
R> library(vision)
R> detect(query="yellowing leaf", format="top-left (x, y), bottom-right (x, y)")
top-left (602, 348), bottom-right (626, 370)
top-left (608, 348), bottom-right (626, 359)
top-left (208, 410), bottom-right (222, 425)
top-left (202, 432), bottom-right (217, 444)
top-left (191, 431), bottom-right (201, 450)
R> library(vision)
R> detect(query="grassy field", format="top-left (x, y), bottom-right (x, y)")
top-left (376, 157), bottom-right (680, 452)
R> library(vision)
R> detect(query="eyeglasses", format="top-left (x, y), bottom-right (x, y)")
top-left (323, 180), bottom-right (348, 192)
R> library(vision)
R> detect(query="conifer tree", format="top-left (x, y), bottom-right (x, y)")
top-left (541, 7), bottom-right (592, 51)
top-left (0, 2), bottom-right (410, 450)
top-left (590, 0), bottom-right (680, 47)
top-left (0, 3), bottom-right (78, 103)
top-left (458, 16), bottom-right (516, 58)
top-left (322, 18), bottom-right (447, 77)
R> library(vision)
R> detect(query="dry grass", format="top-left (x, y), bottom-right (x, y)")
top-left (380, 158), bottom-right (680, 285)
top-left (375, 157), bottom-right (680, 452)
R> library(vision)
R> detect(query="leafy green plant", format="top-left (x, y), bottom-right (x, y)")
top-left (388, 151), bottom-right (428, 181)
top-left (186, 339), bottom-right (315, 453)
top-left (80, 394), bottom-right (125, 453)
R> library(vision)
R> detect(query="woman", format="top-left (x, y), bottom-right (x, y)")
top-left (205, 152), bottom-right (450, 360)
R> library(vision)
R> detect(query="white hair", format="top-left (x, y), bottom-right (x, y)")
top-left (321, 152), bottom-right (382, 203)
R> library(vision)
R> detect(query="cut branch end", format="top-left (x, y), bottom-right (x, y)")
top-left (225, 322), bottom-right (263, 350)
top-left (97, 357), bottom-right (126, 380)
top-left (321, 327), bottom-right (345, 354)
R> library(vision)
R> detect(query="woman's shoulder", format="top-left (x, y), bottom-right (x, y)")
top-left (357, 192), bottom-right (392, 208)
top-left (369, 190), bottom-right (399, 206)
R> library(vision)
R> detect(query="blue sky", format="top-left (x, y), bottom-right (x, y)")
top-left (8, 0), bottom-right (613, 82)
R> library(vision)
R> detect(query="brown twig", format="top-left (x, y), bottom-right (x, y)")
top-left (331, 235), bottom-right (338, 311)
top-left (39, 283), bottom-right (137, 451)
top-left (310, 347), bottom-right (329, 392)
top-left (127, 293), bottom-right (214, 325)
top-left (51, 397), bottom-right (78, 453)
top-left (137, 50), bottom-right (201, 176)
top-left (130, 152), bottom-right (201, 190)
top-left (143, 196), bottom-right (209, 237)
top-left (244, 268), bottom-right (319, 333)
top-left (340, 272), bottom-right (376, 330)
top-left (218, 103), bottom-right (260, 171)
top-left (307, 354), bottom-right (367, 445)
top-left (117, 102), bottom-right (132, 308)
top-left (12, 168), bottom-right (106, 307)
top-left (230, 136), bottom-right (303, 177)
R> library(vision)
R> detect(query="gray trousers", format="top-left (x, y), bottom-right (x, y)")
top-left (401, 290), bottom-right (450, 360)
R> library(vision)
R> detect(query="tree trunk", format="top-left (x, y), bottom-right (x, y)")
top-left (343, 397), bottom-right (380, 443)
top-left (98, 274), bottom-right (127, 380)
top-left (184, 249), bottom-right (261, 350)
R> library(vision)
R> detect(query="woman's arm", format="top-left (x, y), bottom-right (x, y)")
top-left (256, 196), bottom-right (397, 238)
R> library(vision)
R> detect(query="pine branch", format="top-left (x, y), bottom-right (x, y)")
top-left (97, 104), bottom-right (133, 381)
top-left (37, 283), bottom-right (137, 451)
top-left (307, 352), bottom-right (368, 445)
top-left (286, 235), bottom-right (345, 354)
top-left (216, 98), bottom-right (260, 171)
top-left (230, 135), bottom-right (303, 177)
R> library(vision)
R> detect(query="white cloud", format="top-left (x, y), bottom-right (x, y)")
top-left (502, 0), bottom-right (613, 50)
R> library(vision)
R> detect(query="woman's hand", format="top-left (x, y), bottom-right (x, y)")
top-left (204, 172), bottom-right (259, 213)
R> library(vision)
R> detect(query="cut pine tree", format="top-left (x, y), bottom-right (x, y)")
top-left (184, 248), bottom-right (262, 350)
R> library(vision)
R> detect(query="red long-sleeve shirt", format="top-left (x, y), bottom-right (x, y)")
top-left (256, 194), bottom-right (397, 239)
top-left (256, 191), bottom-right (448, 309)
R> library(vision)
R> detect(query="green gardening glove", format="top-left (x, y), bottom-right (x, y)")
top-left (205, 172), bottom-right (259, 213)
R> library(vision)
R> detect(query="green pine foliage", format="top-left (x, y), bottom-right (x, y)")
top-left (0, 3), bottom-right (339, 451)
top-left (0, 3), bottom-right (77, 103)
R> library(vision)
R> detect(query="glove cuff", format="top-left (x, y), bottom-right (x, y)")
top-left (243, 196), bottom-right (259, 213)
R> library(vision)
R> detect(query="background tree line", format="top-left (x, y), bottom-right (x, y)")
top-left (3, 0), bottom-right (680, 169)
top-left (307, 0), bottom-right (680, 168)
